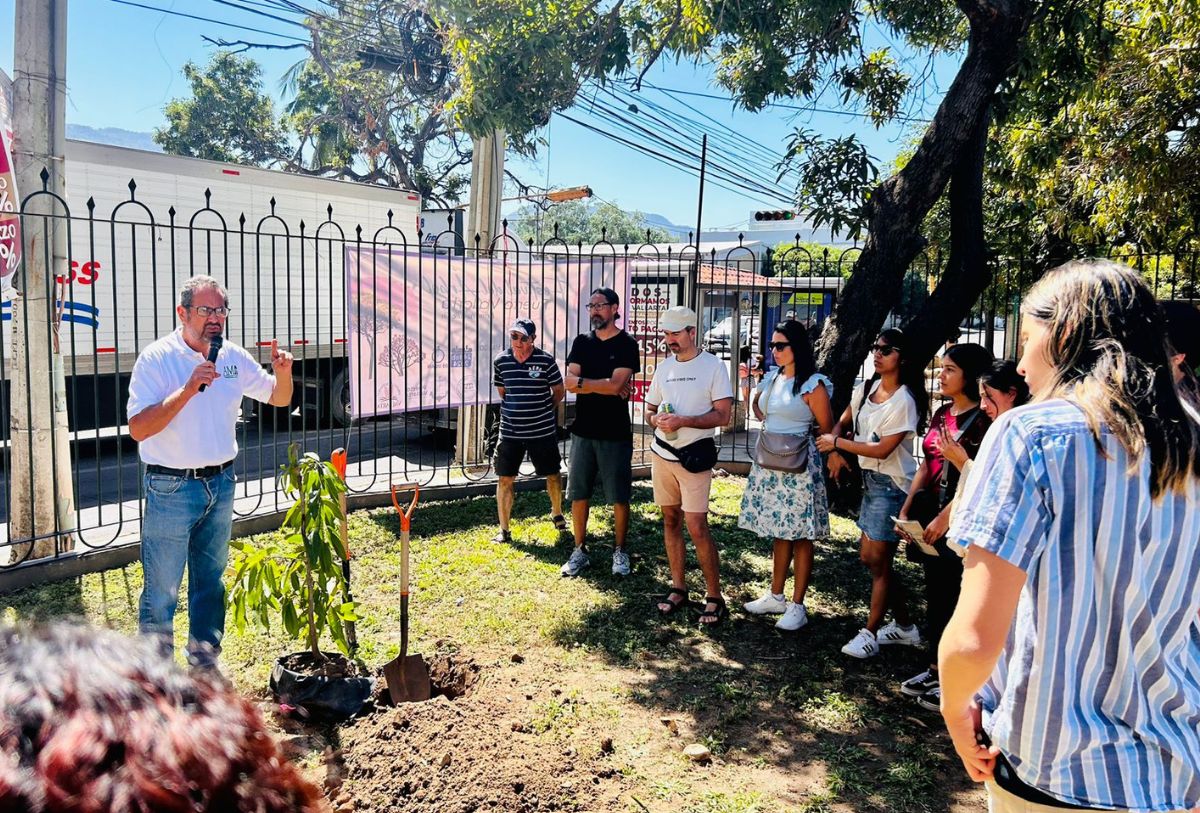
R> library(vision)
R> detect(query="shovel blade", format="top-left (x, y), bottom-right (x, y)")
top-left (384, 654), bottom-right (432, 704)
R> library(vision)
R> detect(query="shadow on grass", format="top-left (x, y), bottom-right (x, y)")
top-left (0, 476), bottom-right (974, 813)
top-left (362, 478), bottom-right (969, 812)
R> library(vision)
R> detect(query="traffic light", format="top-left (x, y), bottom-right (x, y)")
top-left (753, 210), bottom-right (797, 222)
top-left (546, 185), bottom-right (594, 202)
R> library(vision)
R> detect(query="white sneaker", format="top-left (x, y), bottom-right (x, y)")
top-left (877, 621), bottom-right (922, 647)
top-left (744, 592), bottom-right (787, 615)
top-left (611, 548), bottom-right (631, 576)
top-left (560, 547), bottom-right (590, 577)
top-left (841, 628), bottom-right (879, 659)
top-left (775, 602), bottom-right (808, 631)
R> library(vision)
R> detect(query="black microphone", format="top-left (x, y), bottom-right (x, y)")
top-left (199, 334), bottom-right (223, 392)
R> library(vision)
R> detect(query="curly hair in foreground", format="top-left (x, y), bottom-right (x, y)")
top-left (0, 623), bottom-right (328, 813)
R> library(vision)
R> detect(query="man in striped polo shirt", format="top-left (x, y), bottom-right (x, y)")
top-left (491, 319), bottom-right (566, 544)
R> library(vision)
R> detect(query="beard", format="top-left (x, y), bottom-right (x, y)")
top-left (590, 315), bottom-right (610, 330)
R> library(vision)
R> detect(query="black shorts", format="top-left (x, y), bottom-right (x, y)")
top-left (494, 437), bottom-right (562, 477)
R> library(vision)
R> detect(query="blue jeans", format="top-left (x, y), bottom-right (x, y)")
top-left (138, 467), bottom-right (236, 667)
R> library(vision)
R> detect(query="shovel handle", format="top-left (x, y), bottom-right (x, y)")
top-left (332, 449), bottom-right (350, 560)
top-left (331, 447), bottom-right (348, 479)
top-left (390, 482), bottom-right (420, 533)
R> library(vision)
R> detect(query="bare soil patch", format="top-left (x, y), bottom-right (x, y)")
top-left (331, 652), bottom-right (629, 813)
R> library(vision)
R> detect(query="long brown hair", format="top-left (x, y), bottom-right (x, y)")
top-left (1021, 259), bottom-right (1200, 498)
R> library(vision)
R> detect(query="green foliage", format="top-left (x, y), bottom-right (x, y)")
top-left (277, 4), bottom-right (473, 202)
top-left (154, 52), bottom-right (288, 165)
top-left (513, 200), bottom-right (670, 246)
top-left (426, 0), bottom-right (939, 238)
top-left (970, 0), bottom-right (1200, 258)
top-left (227, 443), bottom-right (355, 659)
top-left (769, 241), bottom-right (859, 278)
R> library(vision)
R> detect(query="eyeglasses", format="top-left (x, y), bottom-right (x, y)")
top-left (871, 344), bottom-right (897, 356)
top-left (510, 333), bottom-right (532, 342)
top-left (768, 342), bottom-right (790, 351)
top-left (189, 306), bottom-right (230, 317)
top-left (585, 303), bottom-right (614, 310)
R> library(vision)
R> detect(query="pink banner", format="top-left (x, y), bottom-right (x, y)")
top-left (0, 71), bottom-right (18, 296)
top-left (345, 246), bottom-right (627, 419)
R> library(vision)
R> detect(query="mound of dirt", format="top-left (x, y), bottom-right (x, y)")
top-left (334, 654), bottom-right (627, 813)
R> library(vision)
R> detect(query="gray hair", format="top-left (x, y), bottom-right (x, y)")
top-left (179, 275), bottom-right (229, 309)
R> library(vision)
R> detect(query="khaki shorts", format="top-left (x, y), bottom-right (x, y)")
top-left (651, 453), bottom-right (713, 514)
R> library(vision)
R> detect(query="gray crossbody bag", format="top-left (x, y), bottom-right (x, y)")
top-left (754, 372), bottom-right (813, 472)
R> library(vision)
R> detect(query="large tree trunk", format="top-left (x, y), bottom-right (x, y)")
top-left (815, 0), bottom-right (1034, 411)
top-left (902, 108), bottom-right (992, 365)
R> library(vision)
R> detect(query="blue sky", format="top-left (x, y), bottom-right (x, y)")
top-left (1, 0), bottom-right (960, 230)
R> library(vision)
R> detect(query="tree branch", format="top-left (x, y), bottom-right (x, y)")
top-left (633, 0), bottom-right (682, 91)
top-left (202, 36), bottom-right (306, 54)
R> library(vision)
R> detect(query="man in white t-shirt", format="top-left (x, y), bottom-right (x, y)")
top-left (645, 306), bottom-right (734, 626)
top-left (126, 275), bottom-right (293, 669)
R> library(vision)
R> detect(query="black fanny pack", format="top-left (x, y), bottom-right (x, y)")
top-left (654, 436), bottom-right (718, 473)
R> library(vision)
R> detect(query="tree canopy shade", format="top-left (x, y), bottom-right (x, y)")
top-left (432, 0), bottom-right (1200, 406)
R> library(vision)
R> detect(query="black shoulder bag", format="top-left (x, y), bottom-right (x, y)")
top-left (654, 436), bottom-right (719, 474)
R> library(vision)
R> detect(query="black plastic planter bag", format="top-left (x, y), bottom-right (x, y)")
top-left (270, 655), bottom-right (374, 722)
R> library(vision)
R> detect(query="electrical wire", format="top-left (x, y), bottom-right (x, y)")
top-left (108, 0), bottom-right (310, 41)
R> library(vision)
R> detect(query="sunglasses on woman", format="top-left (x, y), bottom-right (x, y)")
top-left (768, 342), bottom-right (790, 351)
top-left (871, 344), bottom-right (897, 356)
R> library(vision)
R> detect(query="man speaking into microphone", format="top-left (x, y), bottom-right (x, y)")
top-left (127, 276), bottom-right (293, 669)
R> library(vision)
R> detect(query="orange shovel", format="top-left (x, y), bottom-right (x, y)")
top-left (384, 482), bottom-right (431, 703)
top-left (330, 448), bottom-right (357, 654)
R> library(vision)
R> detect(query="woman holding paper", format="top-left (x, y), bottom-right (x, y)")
top-left (817, 328), bottom-right (928, 660)
top-left (939, 260), bottom-right (1200, 812)
top-left (894, 342), bottom-right (993, 710)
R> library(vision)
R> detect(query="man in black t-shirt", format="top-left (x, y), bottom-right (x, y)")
top-left (561, 287), bottom-right (641, 577)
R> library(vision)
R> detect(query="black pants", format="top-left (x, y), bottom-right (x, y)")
top-left (921, 545), bottom-right (964, 663)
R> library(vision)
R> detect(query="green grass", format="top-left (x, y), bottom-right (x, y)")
top-left (0, 478), bottom-right (981, 813)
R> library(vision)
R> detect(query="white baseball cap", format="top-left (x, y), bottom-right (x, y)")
top-left (659, 306), bottom-right (697, 332)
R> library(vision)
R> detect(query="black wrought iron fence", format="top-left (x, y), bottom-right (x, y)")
top-left (1, 172), bottom-right (1196, 576)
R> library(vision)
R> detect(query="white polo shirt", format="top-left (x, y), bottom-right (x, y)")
top-left (127, 329), bottom-right (276, 468)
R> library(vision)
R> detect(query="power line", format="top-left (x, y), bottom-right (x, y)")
top-left (108, 0), bottom-right (310, 42)
top-left (587, 84), bottom-right (794, 196)
top-left (589, 84), bottom-right (787, 185)
top-left (555, 111), bottom-right (794, 210)
top-left (575, 92), bottom-right (796, 204)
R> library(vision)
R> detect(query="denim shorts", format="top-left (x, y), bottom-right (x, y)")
top-left (856, 469), bottom-right (907, 543)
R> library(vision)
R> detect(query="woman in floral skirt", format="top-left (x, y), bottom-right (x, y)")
top-left (739, 320), bottom-right (835, 631)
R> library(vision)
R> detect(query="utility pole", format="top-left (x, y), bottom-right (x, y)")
top-left (688, 134), bottom-right (707, 313)
top-left (10, 0), bottom-right (75, 561)
top-left (455, 131), bottom-right (505, 466)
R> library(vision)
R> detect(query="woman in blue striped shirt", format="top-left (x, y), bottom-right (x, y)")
top-left (940, 259), bottom-right (1200, 813)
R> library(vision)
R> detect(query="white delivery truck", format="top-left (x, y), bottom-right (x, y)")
top-left (3, 139), bottom-right (423, 429)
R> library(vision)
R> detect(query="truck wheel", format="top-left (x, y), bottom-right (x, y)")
top-left (330, 369), bottom-right (352, 427)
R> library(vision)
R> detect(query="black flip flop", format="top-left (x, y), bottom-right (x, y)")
top-left (656, 587), bottom-right (689, 616)
top-left (551, 514), bottom-right (568, 532)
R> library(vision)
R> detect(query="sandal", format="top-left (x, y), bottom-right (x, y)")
top-left (698, 596), bottom-right (728, 627)
top-left (656, 587), bottom-right (689, 616)
top-left (551, 514), bottom-right (568, 532)
top-left (492, 529), bottom-right (513, 544)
